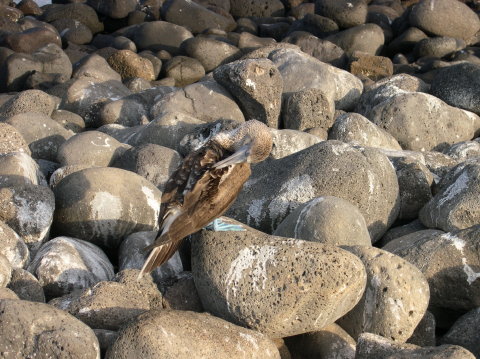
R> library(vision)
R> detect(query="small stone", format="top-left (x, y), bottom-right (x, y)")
top-left (72, 54), bottom-right (122, 82)
top-left (163, 56), bottom-right (205, 87)
top-left (326, 23), bottom-right (384, 56)
top-left (28, 237), bottom-right (115, 298)
top-left (7, 268), bottom-right (45, 302)
top-left (0, 123), bottom-right (31, 155)
top-left (107, 49), bottom-right (155, 81)
top-left (274, 196), bottom-right (371, 246)
top-left (408, 311), bottom-right (436, 347)
top-left (269, 129), bottom-right (322, 159)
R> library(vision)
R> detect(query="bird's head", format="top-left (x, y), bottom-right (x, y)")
top-left (213, 120), bottom-right (273, 169)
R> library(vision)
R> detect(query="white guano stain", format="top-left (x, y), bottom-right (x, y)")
top-left (246, 198), bottom-right (266, 227)
top-left (437, 171), bottom-right (469, 207)
top-left (225, 245), bottom-right (277, 312)
top-left (245, 78), bottom-right (256, 90)
top-left (293, 197), bottom-right (324, 239)
top-left (141, 186), bottom-right (160, 221)
top-left (442, 233), bottom-right (480, 285)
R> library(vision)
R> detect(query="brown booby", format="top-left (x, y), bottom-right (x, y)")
top-left (138, 120), bottom-right (273, 279)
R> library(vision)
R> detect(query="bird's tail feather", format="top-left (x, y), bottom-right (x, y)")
top-left (137, 239), bottom-right (181, 281)
top-left (137, 246), bottom-right (163, 280)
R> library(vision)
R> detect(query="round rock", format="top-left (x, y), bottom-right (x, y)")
top-left (0, 151), bottom-right (44, 188)
top-left (315, 0), bottom-right (367, 28)
top-left (192, 225), bottom-right (367, 337)
top-left (52, 167), bottom-right (161, 249)
top-left (107, 50), bottom-right (156, 81)
top-left (163, 56), bottom-right (205, 87)
top-left (7, 267), bottom-right (45, 302)
top-left (0, 89), bottom-right (57, 118)
top-left (28, 236), bottom-right (115, 298)
top-left (0, 123), bottom-right (31, 155)
top-left (274, 196), bottom-right (371, 246)
top-left (0, 221), bottom-right (29, 269)
top-left (0, 299), bottom-right (100, 358)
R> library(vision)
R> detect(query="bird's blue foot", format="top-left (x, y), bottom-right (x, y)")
top-left (205, 218), bottom-right (246, 231)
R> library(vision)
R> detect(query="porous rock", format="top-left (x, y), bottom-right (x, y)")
top-left (269, 129), bottom-right (322, 159)
top-left (0, 184), bottom-right (54, 252)
top-left (0, 254), bottom-right (12, 287)
top-left (383, 226), bottom-right (480, 311)
top-left (228, 140), bottom-right (399, 241)
top-left (52, 167), bottom-right (161, 249)
top-left (0, 123), bottom-right (31, 155)
top-left (274, 196), bottom-right (371, 246)
top-left (440, 307), bottom-right (480, 358)
top-left (192, 225), bottom-right (366, 337)
top-left (28, 236), bottom-right (114, 298)
top-left (0, 299), bottom-right (100, 358)
top-left (7, 267), bottom-right (45, 302)
top-left (0, 89), bottom-right (57, 118)
top-left (0, 221), bottom-right (29, 269)
top-left (106, 309), bottom-right (281, 359)
top-left (0, 152), bottom-right (44, 188)
top-left (337, 246), bottom-right (430, 342)
top-left (107, 49), bottom-right (156, 81)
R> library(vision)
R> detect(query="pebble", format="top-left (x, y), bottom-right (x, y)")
top-left (1, 0), bottom-right (480, 356)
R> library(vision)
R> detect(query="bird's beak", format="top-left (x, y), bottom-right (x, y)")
top-left (213, 145), bottom-right (249, 169)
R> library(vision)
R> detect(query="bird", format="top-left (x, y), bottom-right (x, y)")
top-left (137, 120), bottom-right (273, 279)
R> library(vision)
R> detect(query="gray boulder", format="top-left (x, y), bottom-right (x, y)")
top-left (269, 129), bottom-right (322, 159)
top-left (28, 236), bottom-right (114, 298)
top-left (0, 123), bottom-right (31, 155)
top-left (325, 23), bottom-right (384, 56)
top-left (0, 299), bottom-right (100, 358)
top-left (0, 254), bottom-right (11, 287)
top-left (268, 48), bottom-right (363, 111)
top-left (337, 246), bottom-right (430, 342)
top-left (0, 152), bottom-right (44, 188)
top-left (228, 141), bottom-right (399, 241)
top-left (106, 309), bottom-right (280, 359)
top-left (192, 225), bottom-right (366, 337)
top-left (383, 226), bottom-right (480, 311)
top-left (52, 167), bottom-right (162, 249)
top-left (0, 221), bottom-right (29, 269)
top-left (419, 159), bottom-right (480, 232)
top-left (440, 307), bottom-right (480, 358)
top-left (274, 196), bottom-right (371, 246)
top-left (7, 268), bottom-right (45, 302)
top-left (213, 58), bottom-right (283, 128)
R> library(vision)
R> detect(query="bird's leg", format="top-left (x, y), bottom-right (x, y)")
top-left (205, 218), bottom-right (246, 231)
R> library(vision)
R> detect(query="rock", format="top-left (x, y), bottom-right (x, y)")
top-left (51, 109), bottom-right (85, 133)
top-left (53, 280), bottom-right (150, 330)
top-left (355, 332), bottom-right (475, 359)
top-left (52, 167), bottom-right (161, 249)
top-left (386, 26), bottom-right (428, 56)
top-left (414, 36), bottom-right (465, 59)
top-left (383, 226), bottom-right (480, 311)
top-left (268, 48), bottom-right (363, 111)
top-left (349, 53), bottom-right (394, 81)
top-left (0, 123), bottom-right (31, 155)
top-left (315, 0), bottom-right (367, 28)
top-left (328, 112), bottom-right (402, 151)
top-left (407, 311), bottom-right (436, 347)
top-left (440, 308), bottom-right (480, 358)
top-left (422, 150), bottom-right (458, 183)
top-left (72, 54), bottom-right (122, 82)
top-left (355, 73), bottom-right (429, 117)
top-left (228, 141), bottom-right (399, 241)
top-left (282, 31), bottom-right (347, 68)
top-left (2, 26), bottom-right (61, 54)
top-left (337, 246), bottom-right (430, 342)
top-left (57, 130), bottom-right (129, 167)
top-left (0, 152), bottom-right (44, 188)
top-left (0, 299), bottom-right (101, 358)
top-left (41, 3), bottom-right (104, 34)
top-left (114, 269), bottom-right (164, 310)
top-left (274, 196), bottom-right (371, 246)
top-left (112, 143), bottom-right (182, 191)
top-left (237, 32), bottom-right (276, 53)
top-left (390, 156), bottom-right (433, 221)
top-left (0, 254), bottom-right (12, 287)
top-left (379, 219), bottom-right (428, 248)
top-left (269, 129), bottom-right (322, 159)
top-left (126, 111), bottom-right (204, 151)
top-left (139, 51), bottom-right (162, 78)
top-left (181, 36), bottom-right (242, 73)
top-left (213, 58), bottom-right (283, 128)
top-left (7, 267), bottom-right (45, 302)
top-left (51, 18), bottom-right (93, 45)
top-left (6, 112), bottom-right (72, 162)
top-left (0, 89), bottom-right (57, 118)
top-left (0, 184), bottom-right (54, 252)
top-left (163, 0), bottom-right (236, 34)
top-left (54, 77), bottom-right (132, 126)
top-left (28, 236), bottom-right (114, 298)
top-left (284, 323), bottom-right (356, 359)
top-left (92, 35), bottom-right (137, 52)
top-left (282, 87), bottom-right (335, 131)
top-left (107, 49), bottom-right (156, 81)
top-left (0, 287), bottom-right (18, 300)
top-left (0, 221), bottom-right (29, 269)
top-left (430, 63), bottom-right (480, 116)
top-left (163, 56), bottom-right (205, 87)
top-left (444, 141), bottom-right (480, 162)
top-left (118, 231), bottom-right (183, 284)
top-left (326, 23), bottom-right (384, 56)
top-left (419, 159), bottom-right (480, 232)
top-left (230, 0), bottom-right (284, 17)
top-left (122, 21), bottom-right (193, 55)
top-left (161, 272), bottom-right (203, 312)
top-left (150, 80), bottom-right (245, 124)
top-left (106, 309), bottom-right (281, 359)
top-left (409, 0), bottom-right (480, 41)
top-left (16, 0), bottom-right (42, 16)
top-left (367, 92), bottom-right (479, 152)
top-left (192, 226), bottom-right (366, 337)
top-left (94, 329), bottom-right (118, 357)
top-left (87, 0), bottom-right (137, 19)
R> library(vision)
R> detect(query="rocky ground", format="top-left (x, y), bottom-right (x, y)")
top-left (0, 0), bottom-right (479, 358)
